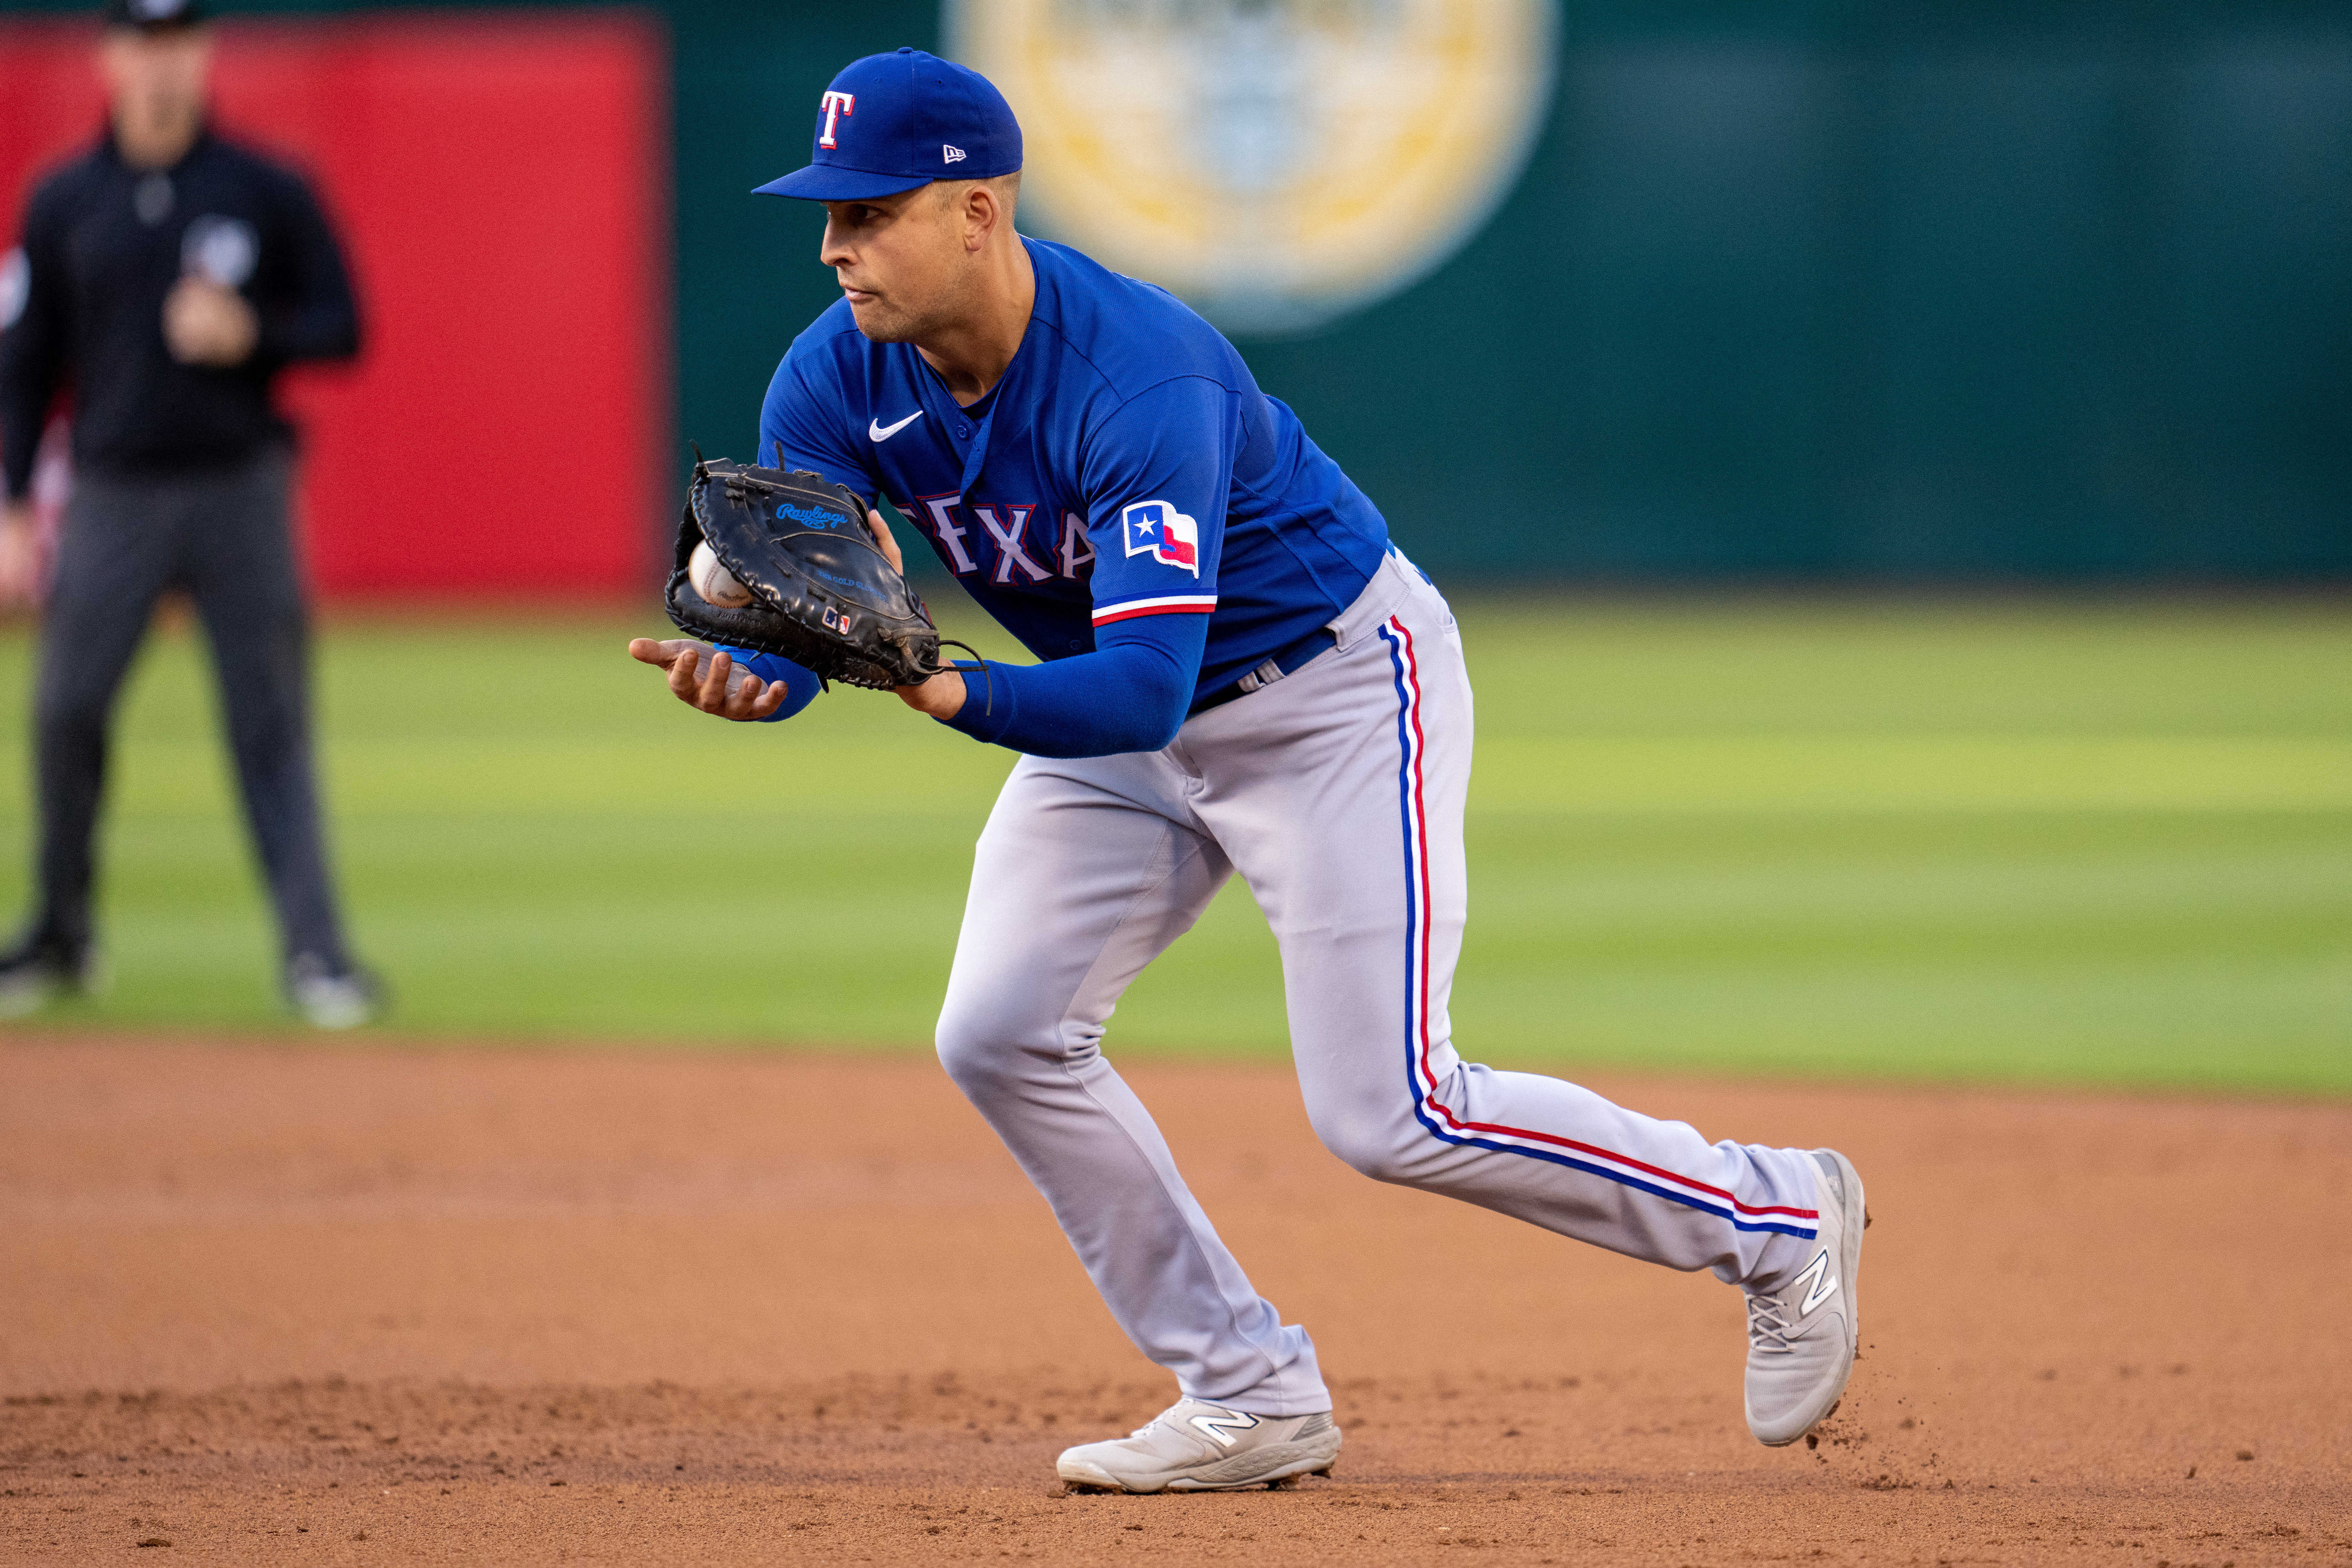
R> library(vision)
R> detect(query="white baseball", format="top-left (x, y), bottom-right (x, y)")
top-left (689, 541), bottom-right (753, 608)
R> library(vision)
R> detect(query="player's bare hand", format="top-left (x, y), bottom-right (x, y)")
top-left (627, 637), bottom-right (791, 721)
top-left (895, 667), bottom-right (967, 720)
top-left (856, 508), bottom-right (963, 717)
top-left (864, 507), bottom-right (904, 573)
top-left (0, 502), bottom-right (39, 612)
top-left (163, 277), bottom-right (259, 367)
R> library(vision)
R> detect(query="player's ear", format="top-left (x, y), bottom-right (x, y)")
top-left (956, 181), bottom-right (1003, 252)
top-left (961, 184), bottom-right (988, 251)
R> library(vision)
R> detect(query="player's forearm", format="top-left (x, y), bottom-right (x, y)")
top-left (939, 636), bottom-right (1197, 758)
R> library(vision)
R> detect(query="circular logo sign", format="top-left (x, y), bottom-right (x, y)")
top-left (947, 0), bottom-right (1558, 336)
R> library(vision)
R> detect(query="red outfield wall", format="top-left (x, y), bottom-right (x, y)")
top-left (0, 12), bottom-right (668, 597)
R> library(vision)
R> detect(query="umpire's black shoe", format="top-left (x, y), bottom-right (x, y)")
top-left (285, 953), bottom-right (385, 1030)
top-left (0, 929), bottom-right (97, 1019)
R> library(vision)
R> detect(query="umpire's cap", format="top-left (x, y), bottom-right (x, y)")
top-left (104, 0), bottom-right (207, 29)
top-left (756, 48), bottom-right (1021, 203)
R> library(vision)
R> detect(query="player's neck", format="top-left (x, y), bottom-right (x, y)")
top-left (915, 237), bottom-right (1036, 408)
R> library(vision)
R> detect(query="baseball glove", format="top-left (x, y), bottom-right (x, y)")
top-left (664, 453), bottom-right (966, 691)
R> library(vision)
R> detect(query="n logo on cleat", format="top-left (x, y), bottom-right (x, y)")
top-left (1792, 1248), bottom-right (1838, 1315)
top-left (1188, 1409), bottom-right (1261, 1448)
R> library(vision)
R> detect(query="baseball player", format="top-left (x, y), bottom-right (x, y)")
top-left (630, 48), bottom-right (1867, 1493)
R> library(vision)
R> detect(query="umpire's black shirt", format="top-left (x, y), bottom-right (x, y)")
top-left (0, 125), bottom-right (360, 501)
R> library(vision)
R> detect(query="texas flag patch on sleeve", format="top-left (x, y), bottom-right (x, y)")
top-left (1121, 500), bottom-right (1200, 576)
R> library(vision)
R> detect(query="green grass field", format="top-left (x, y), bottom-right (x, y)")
top-left (1, 597), bottom-right (2345, 1094)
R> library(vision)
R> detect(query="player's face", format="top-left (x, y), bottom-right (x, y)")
top-left (100, 26), bottom-right (213, 150)
top-left (819, 188), bottom-right (974, 344)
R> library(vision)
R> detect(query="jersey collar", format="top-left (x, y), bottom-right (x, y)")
top-left (913, 251), bottom-right (1050, 499)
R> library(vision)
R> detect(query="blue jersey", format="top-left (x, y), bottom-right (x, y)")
top-left (761, 237), bottom-right (1391, 709)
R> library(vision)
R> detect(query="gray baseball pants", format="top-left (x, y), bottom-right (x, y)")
top-left (28, 447), bottom-right (351, 969)
top-left (936, 551), bottom-right (1827, 1416)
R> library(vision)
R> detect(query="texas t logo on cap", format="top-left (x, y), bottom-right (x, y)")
top-left (817, 91), bottom-right (854, 149)
top-left (756, 47), bottom-right (1022, 202)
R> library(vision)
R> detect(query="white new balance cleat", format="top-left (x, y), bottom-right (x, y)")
top-left (1056, 1398), bottom-right (1341, 1493)
top-left (1745, 1148), bottom-right (1868, 1446)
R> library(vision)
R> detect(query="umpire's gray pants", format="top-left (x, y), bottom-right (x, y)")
top-left (30, 448), bottom-right (351, 968)
top-left (936, 551), bottom-right (1826, 1416)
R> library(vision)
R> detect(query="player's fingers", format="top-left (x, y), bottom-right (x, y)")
top-left (697, 648), bottom-right (733, 710)
top-left (865, 508), bottom-right (904, 574)
top-left (727, 673), bottom-right (770, 720)
top-left (722, 662), bottom-right (758, 712)
top-left (665, 645), bottom-right (702, 700)
top-left (640, 636), bottom-right (712, 672)
top-left (751, 679), bottom-right (789, 718)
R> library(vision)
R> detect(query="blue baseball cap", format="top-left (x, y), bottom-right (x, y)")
top-left (755, 47), bottom-right (1022, 203)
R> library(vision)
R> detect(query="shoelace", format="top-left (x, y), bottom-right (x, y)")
top-left (1746, 1291), bottom-right (1795, 1355)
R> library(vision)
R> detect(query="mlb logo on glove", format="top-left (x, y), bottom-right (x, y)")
top-left (1121, 500), bottom-right (1200, 576)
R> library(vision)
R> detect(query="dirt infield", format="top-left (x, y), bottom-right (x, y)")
top-left (1, 1040), bottom-right (2344, 1565)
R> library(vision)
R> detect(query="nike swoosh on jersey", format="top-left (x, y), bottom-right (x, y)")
top-left (869, 412), bottom-right (923, 442)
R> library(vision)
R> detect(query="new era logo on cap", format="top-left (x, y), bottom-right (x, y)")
top-left (754, 47), bottom-right (1022, 203)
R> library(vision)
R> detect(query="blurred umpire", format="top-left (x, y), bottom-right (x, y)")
top-left (0, 0), bottom-right (379, 1026)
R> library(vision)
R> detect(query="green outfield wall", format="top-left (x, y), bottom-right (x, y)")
top-left (9, 0), bottom-right (2348, 581)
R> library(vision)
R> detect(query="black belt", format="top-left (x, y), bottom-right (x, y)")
top-left (1189, 628), bottom-right (1339, 715)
